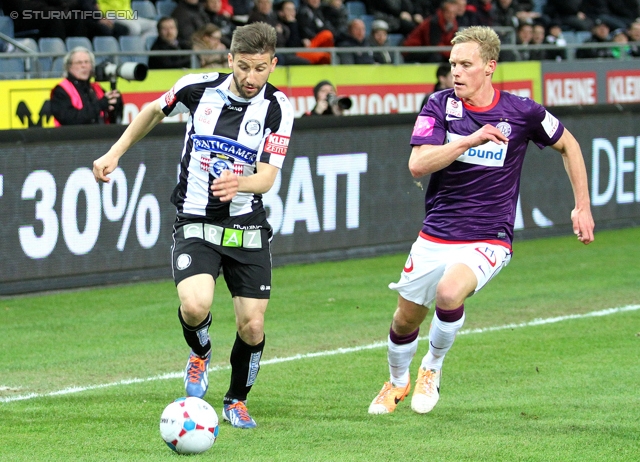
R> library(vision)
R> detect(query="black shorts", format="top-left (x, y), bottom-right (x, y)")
top-left (171, 215), bottom-right (273, 299)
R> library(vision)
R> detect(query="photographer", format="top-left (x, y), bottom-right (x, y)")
top-left (304, 80), bottom-right (351, 116)
top-left (50, 47), bottom-right (123, 126)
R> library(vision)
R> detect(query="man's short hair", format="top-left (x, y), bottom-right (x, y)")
top-left (436, 63), bottom-right (451, 79)
top-left (230, 22), bottom-right (277, 58)
top-left (451, 26), bottom-right (501, 63)
top-left (157, 16), bottom-right (177, 34)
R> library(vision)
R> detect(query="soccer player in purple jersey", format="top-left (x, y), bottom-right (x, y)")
top-left (369, 26), bottom-right (594, 415)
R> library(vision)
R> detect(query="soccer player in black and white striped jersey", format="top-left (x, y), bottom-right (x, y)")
top-left (93, 22), bottom-right (294, 429)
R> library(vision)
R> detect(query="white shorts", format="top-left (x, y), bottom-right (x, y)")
top-left (389, 235), bottom-right (512, 307)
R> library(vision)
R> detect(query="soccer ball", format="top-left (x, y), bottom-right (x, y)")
top-left (159, 397), bottom-right (219, 454)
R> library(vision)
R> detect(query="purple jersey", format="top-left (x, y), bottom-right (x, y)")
top-left (410, 89), bottom-right (564, 247)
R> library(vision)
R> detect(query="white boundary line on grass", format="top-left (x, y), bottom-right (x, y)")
top-left (2, 304), bottom-right (638, 404)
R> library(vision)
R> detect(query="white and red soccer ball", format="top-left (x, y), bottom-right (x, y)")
top-left (159, 397), bottom-right (219, 454)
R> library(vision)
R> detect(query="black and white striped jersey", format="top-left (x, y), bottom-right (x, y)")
top-left (159, 72), bottom-right (294, 219)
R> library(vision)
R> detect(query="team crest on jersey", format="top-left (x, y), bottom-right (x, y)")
top-left (445, 97), bottom-right (463, 118)
top-left (176, 254), bottom-right (192, 270)
top-left (244, 119), bottom-right (261, 136)
top-left (496, 122), bottom-right (511, 137)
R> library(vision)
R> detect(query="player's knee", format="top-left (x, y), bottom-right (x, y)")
top-left (180, 295), bottom-right (211, 320)
top-left (237, 318), bottom-right (264, 344)
top-left (435, 282), bottom-right (466, 310)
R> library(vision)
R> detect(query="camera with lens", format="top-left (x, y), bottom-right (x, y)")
top-left (327, 93), bottom-right (353, 110)
top-left (94, 61), bottom-right (148, 89)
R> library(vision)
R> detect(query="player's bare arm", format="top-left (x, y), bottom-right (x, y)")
top-left (212, 162), bottom-right (279, 202)
top-left (408, 124), bottom-right (508, 177)
top-left (551, 128), bottom-right (595, 245)
top-left (92, 101), bottom-right (166, 183)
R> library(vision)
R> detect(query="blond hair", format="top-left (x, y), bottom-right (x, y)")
top-left (451, 26), bottom-right (501, 63)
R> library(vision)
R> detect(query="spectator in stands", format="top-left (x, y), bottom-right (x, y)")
top-left (148, 17), bottom-right (192, 69)
top-left (544, 1), bottom-right (594, 32)
top-left (172, 0), bottom-right (211, 47)
top-left (2, 0), bottom-right (82, 39)
top-left (97, 0), bottom-right (157, 40)
top-left (626, 20), bottom-right (640, 57)
top-left (248, 0), bottom-right (289, 47)
top-left (298, 0), bottom-right (335, 38)
top-left (76, 0), bottom-right (130, 40)
top-left (611, 27), bottom-right (632, 58)
top-left (192, 23), bottom-right (228, 67)
top-left (228, 0), bottom-right (254, 22)
top-left (204, 0), bottom-right (237, 47)
top-left (467, 0), bottom-right (496, 26)
top-left (337, 18), bottom-right (375, 64)
top-left (322, 0), bottom-right (350, 43)
top-left (544, 22), bottom-right (568, 60)
top-left (296, 0), bottom-right (335, 64)
top-left (582, 0), bottom-right (633, 30)
top-left (576, 18), bottom-right (615, 58)
top-left (412, 0), bottom-right (436, 24)
top-left (304, 80), bottom-right (351, 115)
top-left (494, 0), bottom-right (539, 28)
top-left (420, 62), bottom-right (453, 108)
top-left (514, 22), bottom-right (534, 60)
top-left (274, 0), bottom-right (313, 65)
top-left (402, 0), bottom-right (458, 63)
top-left (50, 47), bottom-right (123, 125)
top-left (608, 0), bottom-right (640, 28)
top-left (365, 0), bottom-right (420, 36)
top-left (454, 0), bottom-right (480, 28)
top-left (529, 22), bottom-right (549, 60)
top-left (370, 19), bottom-right (393, 64)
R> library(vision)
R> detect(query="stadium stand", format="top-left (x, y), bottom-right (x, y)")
top-left (0, 57), bottom-right (23, 79)
top-left (39, 37), bottom-right (66, 73)
top-left (145, 34), bottom-right (158, 50)
top-left (65, 36), bottom-right (93, 52)
top-left (346, 1), bottom-right (366, 18)
top-left (119, 35), bottom-right (148, 65)
top-left (156, 0), bottom-right (179, 18)
top-left (93, 36), bottom-right (121, 64)
top-left (0, 16), bottom-right (14, 38)
top-left (131, 0), bottom-right (159, 20)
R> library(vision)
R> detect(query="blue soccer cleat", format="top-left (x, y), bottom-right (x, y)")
top-left (184, 350), bottom-right (210, 399)
top-left (222, 400), bottom-right (257, 429)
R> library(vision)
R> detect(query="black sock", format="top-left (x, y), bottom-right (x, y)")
top-left (178, 306), bottom-right (211, 358)
top-left (224, 333), bottom-right (265, 403)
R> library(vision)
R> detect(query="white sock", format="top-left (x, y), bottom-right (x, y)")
top-left (421, 312), bottom-right (465, 370)
top-left (388, 335), bottom-right (418, 387)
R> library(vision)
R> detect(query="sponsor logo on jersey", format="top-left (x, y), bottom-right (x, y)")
top-left (264, 133), bottom-right (290, 156)
top-left (164, 87), bottom-right (176, 106)
top-left (191, 134), bottom-right (257, 164)
top-left (403, 255), bottom-right (414, 273)
top-left (474, 246), bottom-right (497, 267)
top-left (446, 97), bottom-right (463, 118)
top-left (233, 162), bottom-right (245, 175)
top-left (448, 132), bottom-right (507, 167)
top-left (413, 116), bottom-right (435, 137)
top-left (496, 122), bottom-right (512, 138)
top-left (244, 119), bottom-right (261, 136)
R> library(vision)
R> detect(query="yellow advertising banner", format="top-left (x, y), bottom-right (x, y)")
top-left (0, 62), bottom-right (541, 130)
